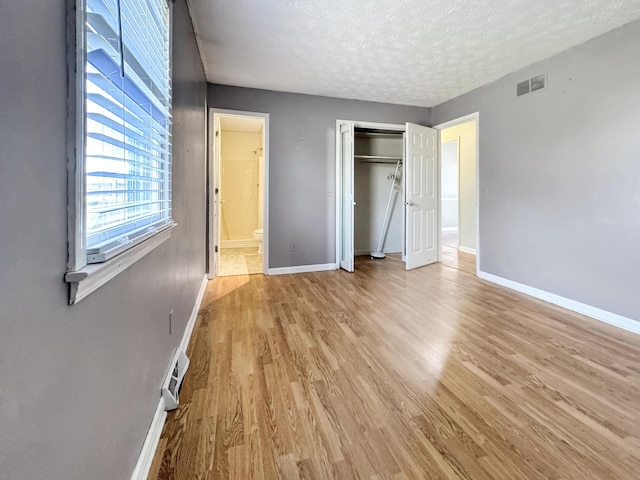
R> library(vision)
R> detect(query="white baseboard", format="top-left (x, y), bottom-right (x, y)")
top-left (131, 398), bottom-right (167, 480)
top-left (477, 271), bottom-right (640, 335)
top-left (221, 239), bottom-right (257, 248)
top-left (458, 246), bottom-right (476, 255)
top-left (180, 274), bottom-right (209, 354)
top-left (441, 227), bottom-right (458, 232)
top-left (268, 263), bottom-right (338, 275)
top-left (131, 274), bottom-right (208, 480)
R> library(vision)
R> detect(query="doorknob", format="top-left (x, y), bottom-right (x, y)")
top-left (404, 201), bottom-right (415, 206)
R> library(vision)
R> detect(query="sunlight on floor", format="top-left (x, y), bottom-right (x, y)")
top-left (441, 245), bottom-right (476, 275)
top-left (218, 247), bottom-right (263, 276)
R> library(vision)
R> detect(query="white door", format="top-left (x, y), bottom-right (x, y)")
top-left (405, 123), bottom-right (439, 270)
top-left (339, 123), bottom-right (354, 272)
top-left (213, 114), bottom-right (222, 276)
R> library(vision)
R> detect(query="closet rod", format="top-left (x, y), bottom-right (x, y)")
top-left (355, 160), bottom-right (403, 164)
top-left (354, 132), bottom-right (404, 138)
top-left (354, 155), bottom-right (402, 164)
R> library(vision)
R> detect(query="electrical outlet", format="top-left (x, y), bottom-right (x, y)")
top-left (290, 243), bottom-right (297, 252)
top-left (169, 308), bottom-right (174, 335)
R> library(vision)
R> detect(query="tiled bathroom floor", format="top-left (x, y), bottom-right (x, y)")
top-left (218, 247), bottom-right (263, 276)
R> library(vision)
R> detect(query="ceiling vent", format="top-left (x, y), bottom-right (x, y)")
top-left (517, 74), bottom-right (546, 97)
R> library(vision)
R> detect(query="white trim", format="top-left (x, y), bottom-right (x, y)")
top-left (179, 274), bottom-right (209, 354)
top-left (131, 398), bottom-right (167, 480)
top-left (268, 263), bottom-right (338, 276)
top-left (433, 112), bottom-right (479, 130)
top-left (441, 227), bottom-right (458, 232)
top-left (65, 224), bottom-right (176, 305)
top-left (336, 123), bottom-right (343, 269)
top-left (221, 239), bottom-right (258, 248)
top-left (203, 96), bottom-right (209, 279)
top-left (209, 109), bottom-right (269, 278)
top-left (67, 0), bottom-right (86, 272)
top-left (458, 246), bottom-right (476, 255)
top-left (207, 112), bottom-right (219, 280)
top-left (478, 271), bottom-right (640, 335)
top-left (434, 112), bottom-right (480, 275)
top-left (130, 274), bottom-right (208, 480)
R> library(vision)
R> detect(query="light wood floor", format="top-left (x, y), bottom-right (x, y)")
top-left (149, 258), bottom-right (640, 479)
top-left (440, 246), bottom-right (476, 275)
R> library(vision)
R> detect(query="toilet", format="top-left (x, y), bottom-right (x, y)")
top-left (252, 228), bottom-right (263, 253)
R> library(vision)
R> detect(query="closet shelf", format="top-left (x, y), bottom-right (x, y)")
top-left (354, 155), bottom-right (402, 164)
top-left (355, 131), bottom-right (404, 138)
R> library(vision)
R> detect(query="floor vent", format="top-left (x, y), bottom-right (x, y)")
top-left (517, 73), bottom-right (546, 96)
top-left (161, 349), bottom-right (190, 411)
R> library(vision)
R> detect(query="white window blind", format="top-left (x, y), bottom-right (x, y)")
top-left (84, 0), bottom-right (172, 263)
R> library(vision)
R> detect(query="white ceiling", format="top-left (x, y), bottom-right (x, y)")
top-left (190, 0), bottom-right (640, 107)
top-left (219, 115), bottom-right (264, 132)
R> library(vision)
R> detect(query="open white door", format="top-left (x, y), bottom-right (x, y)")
top-left (213, 114), bottom-right (222, 276)
top-left (339, 123), bottom-right (355, 272)
top-left (405, 123), bottom-right (439, 270)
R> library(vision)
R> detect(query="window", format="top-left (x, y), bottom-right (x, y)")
top-left (66, 0), bottom-right (174, 303)
top-left (84, 0), bottom-right (172, 262)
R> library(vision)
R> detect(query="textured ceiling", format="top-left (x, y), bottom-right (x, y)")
top-left (189, 0), bottom-right (640, 107)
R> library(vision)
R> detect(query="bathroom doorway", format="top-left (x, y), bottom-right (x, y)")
top-left (209, 110), bottom-right (269, 277)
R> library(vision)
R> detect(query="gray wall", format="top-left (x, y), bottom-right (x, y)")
top-left (0, 1), bottom-right (207, 479)
top-left (432, 19), bottom-right (640, 322)
top-left (208, 85), bottom-right (430, 268)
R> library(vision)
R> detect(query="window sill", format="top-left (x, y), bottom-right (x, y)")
top-left (65, 223), bottom-right (176, 305)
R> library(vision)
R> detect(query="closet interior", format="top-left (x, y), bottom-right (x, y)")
top-left (353, 128), bottom-right (405, 260)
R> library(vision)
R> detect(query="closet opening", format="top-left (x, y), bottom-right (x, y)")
top-left (354, 128), bottom-right (405, 261)
top-left (336, 120), bottom-right (439, 273)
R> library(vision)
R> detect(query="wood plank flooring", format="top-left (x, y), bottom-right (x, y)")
top-left (149, 257), bottom-right (640, 480)
top-left (440, 246), bottom-right (476, 275)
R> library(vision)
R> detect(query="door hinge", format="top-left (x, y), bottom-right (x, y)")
top-left (215, 130), bottom-right (219, 137)
top-left (215, 187), bottom-right (219, 194)
top-left (215, 245), bottom-right (218, 253)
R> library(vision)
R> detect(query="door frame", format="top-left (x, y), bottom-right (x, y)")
top-left (334, 120), bottom-right (406, 268)
top-left (433, 112), bottom-right (480, 274)
top-left (208, 108), bottom-right (270, 278)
